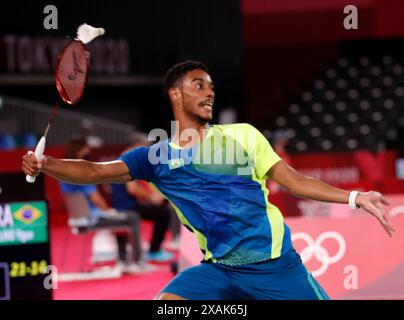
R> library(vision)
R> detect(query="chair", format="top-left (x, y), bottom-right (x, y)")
top-left (59, 193), bottom-right (135, 282)
top-left (15, 133), bottom-right (37, 149)
top-left (0, 133), bottom-right (16, 150)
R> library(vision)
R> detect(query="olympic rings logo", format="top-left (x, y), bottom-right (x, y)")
top-left (292, 231), bottom-right (346, 277)
top-left (389, 206), bottom-right (404, 218)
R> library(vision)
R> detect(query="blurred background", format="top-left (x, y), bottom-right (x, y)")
top-left (1, 0), bottom-right (404, 300)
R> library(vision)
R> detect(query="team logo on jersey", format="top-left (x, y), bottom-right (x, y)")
top-left (14, 205), bottom-right (42, 224)
top-left (168, 158), bottom-right (185, 170)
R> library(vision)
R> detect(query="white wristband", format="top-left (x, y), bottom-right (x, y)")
top-left (349, 191), bottom-right (360, 210)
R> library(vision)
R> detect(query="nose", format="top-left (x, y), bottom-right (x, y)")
top-left (207, 87), bottom-right (215, 99)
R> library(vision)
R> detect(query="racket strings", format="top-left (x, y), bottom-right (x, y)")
top-left (59, 62), bottom-right (84, 102)
top-left (56, 41), bottom-right (89, 104)
top-left (43, 41), bottom-right (89, 138)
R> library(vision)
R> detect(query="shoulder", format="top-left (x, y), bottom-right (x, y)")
top-left (122, 140), bottom-right (169, 155)
top-left (120, 144), bottom-right (153, 163)
top-left (213, 123), bottom-right (264, 142)
top-left (118, 140), bottom-right (169, 182)
top-left (213, 123), bottom-right (259, 135)
top-left (121, 145), bottom-right (150, 157)
top-left (149, 139), bottom-right (169, 152)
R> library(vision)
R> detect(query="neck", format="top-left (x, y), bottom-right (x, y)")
top-left (172, 113), bottom-right (210, 148)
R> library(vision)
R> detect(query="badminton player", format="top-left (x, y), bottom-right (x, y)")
top-left (22, 61), bottom-right (395, 300)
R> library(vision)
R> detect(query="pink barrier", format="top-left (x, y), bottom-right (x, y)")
top-left (179, 195), bottom-right (404, 299)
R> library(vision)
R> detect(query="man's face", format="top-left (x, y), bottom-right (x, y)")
top-left (176, 69), bottom-right (215, 123)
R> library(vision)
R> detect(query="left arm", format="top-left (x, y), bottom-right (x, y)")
top-left (267, 160), bottom-right (395, 237)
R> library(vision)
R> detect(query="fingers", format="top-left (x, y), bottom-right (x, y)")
top-left (22, 163), bottom-right (38, 177)
top-left (382, 212), bottom-right (395, 234)
top-left (368, 191), bottom-right (390, 211)
top-left (363, 200), bottom-right (395, 237)
top-left (375, 210), bottom-right (395, 237)
top-left (364, 202), bottom-right (379, 217)
top-left (21, 151), bottom-right (41, 176)
top-left (37, 155), bottom-right (45, 169)
top-left (379, 218), bottom-right (395, 237)
top-left (381, 195), bottom-right (390, 206)
top-left (372, 193), bottom-right (395, 236)
top-left (22, 162), bottom-right (39, 176)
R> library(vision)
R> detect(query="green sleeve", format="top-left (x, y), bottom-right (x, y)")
top-left (246, 124), bottom-right (282, 179)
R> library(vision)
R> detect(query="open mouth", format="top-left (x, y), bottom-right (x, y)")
top-left (199, 101), bottom-right (213, 110)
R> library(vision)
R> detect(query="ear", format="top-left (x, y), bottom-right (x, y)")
top-left (169, 87), bottom-right (181, 102)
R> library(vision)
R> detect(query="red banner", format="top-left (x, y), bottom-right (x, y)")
top-left (269, 150), bottom-right (404, 217)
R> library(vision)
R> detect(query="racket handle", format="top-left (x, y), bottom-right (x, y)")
top-left (26, 136), bottom-right (46, 183)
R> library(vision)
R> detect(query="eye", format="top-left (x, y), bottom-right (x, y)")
top-left (196, 83), bottom-right (202, 89)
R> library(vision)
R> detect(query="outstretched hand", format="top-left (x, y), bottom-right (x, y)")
top-left (356, 191), bottom-right (395, 237)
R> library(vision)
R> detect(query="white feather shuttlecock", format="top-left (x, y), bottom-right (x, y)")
top-left (76, 23), bottom-right (105, 44)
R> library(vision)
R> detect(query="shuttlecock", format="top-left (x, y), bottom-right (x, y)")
top-left (76, 23), bottom-right (105, 44)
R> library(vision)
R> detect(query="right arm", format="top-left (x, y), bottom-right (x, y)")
top-left (22, 151), bottom-right (132, 184)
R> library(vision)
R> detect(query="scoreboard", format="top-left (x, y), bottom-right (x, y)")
top-left (0, 173), bottom-right (52, 300)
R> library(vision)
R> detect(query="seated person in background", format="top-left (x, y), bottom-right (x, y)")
top-left (111, 132), bottom-right (174, 262)
top-left (60, 137), bottom-right (155, 274)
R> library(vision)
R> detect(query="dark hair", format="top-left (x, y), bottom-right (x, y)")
top-left (64, 137), bottom-right (88, 159)
top-left (163, 60), bottom-right (209, 101)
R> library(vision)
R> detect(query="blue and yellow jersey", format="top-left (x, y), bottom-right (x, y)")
top-left (119, 123), bottom-right (292, 265)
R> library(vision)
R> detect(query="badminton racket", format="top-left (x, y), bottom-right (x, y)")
top-left (26, 23), bottom-right (105, 183)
